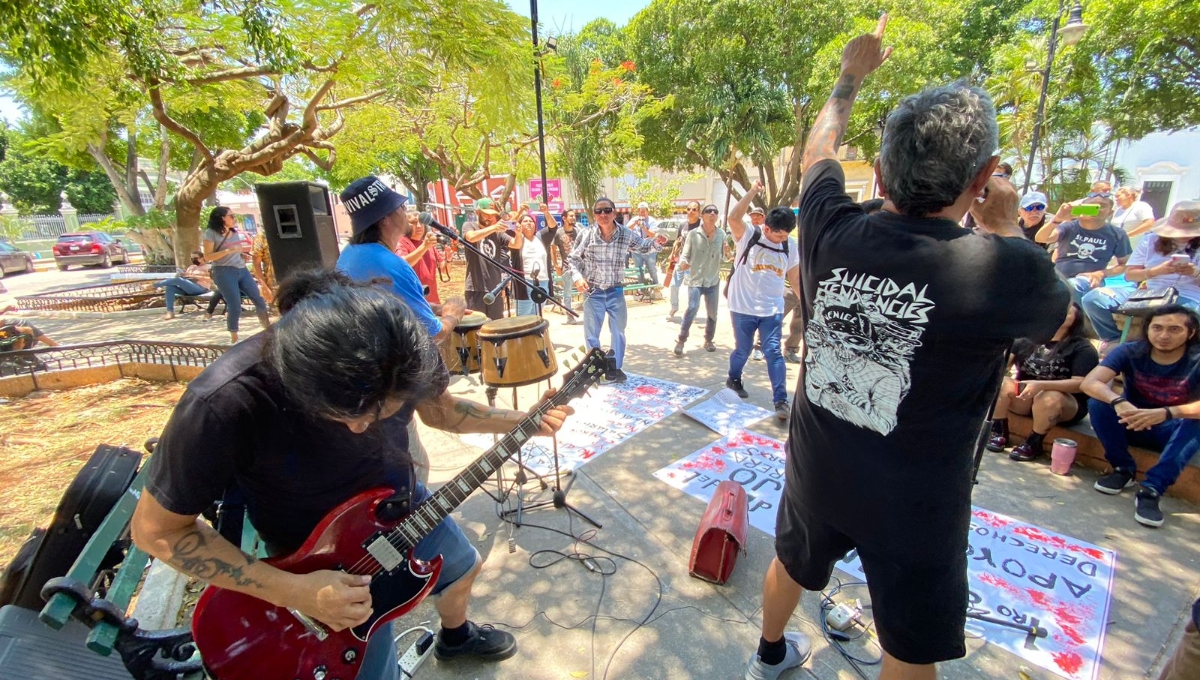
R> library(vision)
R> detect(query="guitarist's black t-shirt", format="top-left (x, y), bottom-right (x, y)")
top-left (145, 335), bottom-right (449, 554)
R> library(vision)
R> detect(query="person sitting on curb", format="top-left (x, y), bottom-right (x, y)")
top-left (1081, 304), bottom-right (1200, 527)
top-left (1035, 193), bottom-right (1131, 305)
top-left (987, 302), bottom-right (1098, 460)
top-left (1081, 201), bottom-right (1200, 355)
top-left (673, 203), bottom-right (725, 356)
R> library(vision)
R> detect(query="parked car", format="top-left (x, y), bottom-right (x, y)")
top-left (0, 242), bottom-right (35, 276)
top-left (654, 217), bottom-right (689, 247)
top-left (52, 232), bottom-right (129, 270)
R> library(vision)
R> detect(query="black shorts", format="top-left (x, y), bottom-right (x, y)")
top-left (774, 493), bottom-right (968, 665)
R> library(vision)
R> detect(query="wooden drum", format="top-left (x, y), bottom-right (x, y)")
top-left (441, 311), bottom-right (488, 375)
top-left (478, 315), bottom-right (558, 388)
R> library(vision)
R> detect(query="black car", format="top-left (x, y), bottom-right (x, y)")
top-left (52, 231), bottom-right (130, 270)
top-left (0, 241), bottom-right (35, 276)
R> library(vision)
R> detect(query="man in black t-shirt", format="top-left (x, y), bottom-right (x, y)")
top-left (130, 271), bottom-right (574, 678)
top-left (550, 208), bottom-right (584, 324)
top-left (667, 201), bottom-right (702, 321)
top-left (744, 17), bottom-right (1068, 680)
top-left (463, 197), bottom-right (520, 319)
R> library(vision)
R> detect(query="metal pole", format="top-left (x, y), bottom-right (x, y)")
top-left (1022, 6), bottom-right (1063, 196)
top-left (530, 0), bottom-right (550, 206)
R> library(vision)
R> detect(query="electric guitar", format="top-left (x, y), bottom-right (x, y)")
top-left (191, 349), bottom-right (611, 680)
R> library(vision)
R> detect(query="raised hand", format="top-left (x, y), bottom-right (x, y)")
top-left (841, 14), bottom-right (893, 78)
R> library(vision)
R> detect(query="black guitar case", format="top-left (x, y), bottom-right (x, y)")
top-left (0, 444), bottom-right (141, 610)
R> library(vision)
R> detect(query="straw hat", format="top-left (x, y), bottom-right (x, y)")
top-left (1151, 201), bottom-right (1200, 239)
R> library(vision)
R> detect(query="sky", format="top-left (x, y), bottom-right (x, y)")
top-left (0, 1), bottom-right (650, 125)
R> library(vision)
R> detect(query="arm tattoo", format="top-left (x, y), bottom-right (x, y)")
top-left (167, 527), bottom-right (265, 589)
top-left (803, 74), bottom-right (860, 169)
top-left (830, 73), bottom-right (856, 100)
top-left (444, 399), bottom-right (508, 433)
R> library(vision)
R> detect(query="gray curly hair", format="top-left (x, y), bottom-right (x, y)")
top-left (879, 81), bottom-right (999, 218)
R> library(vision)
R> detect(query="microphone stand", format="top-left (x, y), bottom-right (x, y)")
top-left (423, 218), bottom-right (579, 321)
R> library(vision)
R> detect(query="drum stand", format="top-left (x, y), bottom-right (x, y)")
top-left (509, 433), bottom-right (602, 528)
top-left (487, 385), bottom-right (550, 493)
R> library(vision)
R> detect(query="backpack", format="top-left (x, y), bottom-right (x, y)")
top-left (724, 228), bottom-right (790, 298)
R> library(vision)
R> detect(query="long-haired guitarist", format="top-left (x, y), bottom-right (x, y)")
top-left (130, 269), bottom-right (574, 678)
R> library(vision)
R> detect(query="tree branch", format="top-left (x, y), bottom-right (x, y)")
top-left (300, 147), bottom-right (336, 171)
top-left (316, 90), bottom-right (386, 111)
top-left (181, 66), bottom-right (277, 86)
top-left (148, 83), bottom-right (214, 162)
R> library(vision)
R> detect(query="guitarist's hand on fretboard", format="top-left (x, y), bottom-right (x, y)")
top-left (533, 388), bottom-right (576, 437)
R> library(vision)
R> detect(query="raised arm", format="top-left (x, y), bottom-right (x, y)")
top-left (802, 15), bottom-right (892, 172)
top-left (1035, 203), bottom-right (1074, 244)
top-left (465, 222), bottom-right (505, 243)
top-left (728, 182), bottom-right (762, 242)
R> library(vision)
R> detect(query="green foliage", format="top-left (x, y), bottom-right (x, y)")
top-left (618, 162), bottom-right (702, 218)
top-left (0, 129), bottom-right (117, 213)
top-left (122, 208), bottom-right (174, 231)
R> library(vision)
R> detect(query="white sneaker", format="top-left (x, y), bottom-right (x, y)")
top-left (745, 632), bottom-right (812, 680)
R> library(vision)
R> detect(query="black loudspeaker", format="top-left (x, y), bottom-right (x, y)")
top-left (255, 182), bottom-right (340, 282)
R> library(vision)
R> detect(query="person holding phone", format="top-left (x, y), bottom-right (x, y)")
top-left (1035, 194), bottom-right (1131, 304)
top-left (1080, 202), bottom-right (1200, 352)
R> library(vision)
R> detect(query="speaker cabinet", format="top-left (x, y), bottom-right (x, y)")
top-left (254, 182), bottom-right (339, 282)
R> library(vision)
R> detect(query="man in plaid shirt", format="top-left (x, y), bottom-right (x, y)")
top-left (569, 196), bottom-right (667, 382)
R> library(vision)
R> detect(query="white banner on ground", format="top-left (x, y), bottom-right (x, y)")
top-left (460, 373), bottom-right (708, 475)
top-left (651, 431), bottom-right (787, 536)
top-left (841, 508), bottom-right (1116, 680)
top-left (682, 388), bottom-right (775, 435)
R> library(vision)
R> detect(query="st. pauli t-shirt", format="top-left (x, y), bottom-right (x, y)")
top-left (792, 159), bottom-right (1069, 562)
top-left (1101, 341), bottom-right (1200, 408)
top-left (1012, 337), bottom-right (1099, 414)
top-left (144, 335), bottom-right (450, 554)
top-left (464, 230), bottom-right (513, 293)
top-left (727, 228), bottom-right (800, 316)
top-left (1054, 220), bottom-right (1132, 278)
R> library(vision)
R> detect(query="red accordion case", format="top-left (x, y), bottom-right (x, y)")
top-left (688, 480), bottom-right (749, 585)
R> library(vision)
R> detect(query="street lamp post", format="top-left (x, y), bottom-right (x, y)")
top-left (530, 0), bottom-right (551, 206)
top-left (1021, 0), bottom-right (1089, 196)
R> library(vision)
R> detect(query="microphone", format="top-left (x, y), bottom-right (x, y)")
top-left (419, 212), bottom-right (455, 237)
top-left (482, 274), bottom-right (512, 306)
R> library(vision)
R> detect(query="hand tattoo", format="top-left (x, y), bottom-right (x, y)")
top-left (168, 528), bottom-right (264, 589)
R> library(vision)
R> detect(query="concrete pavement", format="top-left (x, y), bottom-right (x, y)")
top-left (11, 288), bottom-right (1199, 679)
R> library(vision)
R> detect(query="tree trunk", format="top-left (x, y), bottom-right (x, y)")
top-left (88, 144), bottom-right (145, 216)
top-left (173, 188), bottom-right (207, 268)
top-left (154, 129), bottom-right (171, 210)
top-left (126, 128), bottom-right (139, 205)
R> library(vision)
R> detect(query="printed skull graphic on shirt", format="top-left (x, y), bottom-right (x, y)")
top-left (1065, 234), bottom-right (1107, 263)
top-left (804, 268), bottom-right (932, 435)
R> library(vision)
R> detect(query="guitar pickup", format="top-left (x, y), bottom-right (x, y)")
top-left (363, 533), bottom-right (404, 572)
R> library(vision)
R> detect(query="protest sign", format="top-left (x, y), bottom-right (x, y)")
top-left (841, 508), bottom-right (1115, 680)
top-left (683, 388), bottom-right (775, 435)
top-left (461, 373), bottom-right (708, 475)
top-left (652, 431), bottom-right (787, 536)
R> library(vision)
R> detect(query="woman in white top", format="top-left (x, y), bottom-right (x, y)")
top-left (514, 212), bottom-right (546, 316)
top-left (1114, 187), bottom-right (1156, 250)
top-left (1080, 201), bottom-right (1200, 348)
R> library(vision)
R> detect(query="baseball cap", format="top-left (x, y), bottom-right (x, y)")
top-left (339, 176), bottom-right (408, 235)
top-left (637, 201), bottom-right (650, 210)
top-left (749, 206), bottom-right (766, 215)
top-left (474, 197), bottom-right (500, 216)
top-left (1020, 191), bottom-right (1048, 210)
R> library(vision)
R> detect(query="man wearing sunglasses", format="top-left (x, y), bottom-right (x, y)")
top-left (1035, 193), bottom-right (1130, 304)
top-left (1018, 191), bottom-right (1050, 248)
top-left (673, 204), bottom-right (726, 356)
top-left (568, 197), bottom-right (667, 382)
top-left (666, 201), bottom-right (703, 321)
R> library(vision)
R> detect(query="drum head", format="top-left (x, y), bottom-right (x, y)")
top-left (479, 315), bottom-right (546, 338)
top-left (457, 311), bottom-right (488, 330)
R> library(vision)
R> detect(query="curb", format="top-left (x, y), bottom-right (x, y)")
top-left (129, 559), bottom-right (187, 630)
top-left (15, 307), bottom-right (166, 320)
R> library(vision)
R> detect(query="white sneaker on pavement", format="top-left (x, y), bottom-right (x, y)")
top-left (745, 632), bottom-right (812, 680)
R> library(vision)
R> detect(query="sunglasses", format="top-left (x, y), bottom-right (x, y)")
top-left (1024, 204), bottom-right (1046, 211)
top-left (702, 208), bottom-right (719, 215)
top-left (1088, 191), bottom-right (1112, 199)
top-left (687, 207), bottom-right (700, 212)
top-left (594, 207), bottom-right (614, 215)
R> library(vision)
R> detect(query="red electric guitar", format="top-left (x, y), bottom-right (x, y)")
top-left (191, 349), bottom-right (611, 680)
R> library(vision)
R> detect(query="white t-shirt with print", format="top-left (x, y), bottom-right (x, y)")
top-left (727, 227), bottom-right (800, 316)
top-left (520, 234), bottom-right (548, 280)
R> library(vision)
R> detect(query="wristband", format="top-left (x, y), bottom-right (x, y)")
top-left (1109, 397), bottom-right (1129, 408)
top-left (1164, 407), bottom-right (1174, 421)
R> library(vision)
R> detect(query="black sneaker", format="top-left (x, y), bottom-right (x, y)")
top-left (774, 401), bottom-right (789, 421)
top-left (1134, 488), bottom-right (1164, 527)
top-left (674, 340), bottom-right (685, 356)
top-left (434, 622), bottom-right (517, 662)
top-left (1094, 470), bottom-right (1135, 495)
top-left (726, 377), bottom-right (748, 399)
top-left (607, 368), bottom-right (628, 383)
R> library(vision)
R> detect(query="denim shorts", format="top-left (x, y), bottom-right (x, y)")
top-left (409, 482), bottom-right (480, 594)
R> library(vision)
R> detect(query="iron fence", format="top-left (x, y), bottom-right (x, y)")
top-left (77, 213), bottom-right (115, 225)
top-left (15, 281), bottom-right (162, 313)
top-left (16, 214), bottom-right (67, 239)
top-left (0, 340), bottom-right (227, 379)
top-left (117, 264), bottom-right (177, 275)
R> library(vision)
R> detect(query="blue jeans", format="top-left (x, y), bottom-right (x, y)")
top-left (1081, 286), bottom-right (1199, 342)
top-left (669, 269), bottom-right (686, 313)
top-left (515, 278), bottom-right (543, 316)
top-left (679, 284), bottom-right (718, 344)
top-left (154, 276), bottom-right (208, 313)
top-left (559, 269), bottom-right (575, 313)
top-left (1088, 398), bottom-right (1200, 494)
top-left (209, 266), bottom-right (269, 333)
top-left (584, 286), bottom-right (628, 368)
top-left (729, 311), bottom-right (787, 404)
top-left (633, 252), bottom-right (659, 286)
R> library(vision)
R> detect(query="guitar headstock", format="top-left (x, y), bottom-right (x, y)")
top-left (559, 348), bottom-right (612, 400)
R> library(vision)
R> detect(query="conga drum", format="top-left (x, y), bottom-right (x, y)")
top-left (441, 311), bottom-right (487, 375)
top-left (478, 315), bottom-right (558, 388)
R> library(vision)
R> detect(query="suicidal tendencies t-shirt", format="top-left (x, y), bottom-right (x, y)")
top-left (465, 231), bottom-right (513, 293)
top-left (144, 335), bottom-right (449, 554)
top-left (1053, 220), bottom-right (1132, 278)
top-left (792, 160), bottom-right (1069, 561)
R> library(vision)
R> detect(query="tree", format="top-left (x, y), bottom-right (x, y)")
top-left (3, 0), bottom-right (529, 265)
top-left (0, 126), bottom-right (117, 213)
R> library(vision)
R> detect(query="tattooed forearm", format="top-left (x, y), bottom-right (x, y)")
top-left (167, 526), bottom-right (266, 590)
top-left (441, 398), bottom-right (519, 433)
top-left (802, 73), bottom-right (861, 170)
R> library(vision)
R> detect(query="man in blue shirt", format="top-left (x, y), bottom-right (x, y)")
top-left (1082, 304), bottom-right (1200, 527)
top-left (336, 176), bottom-right (467, 344)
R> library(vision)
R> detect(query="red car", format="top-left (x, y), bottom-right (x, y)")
top-left (52, 232), bottom-right (130, 270)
